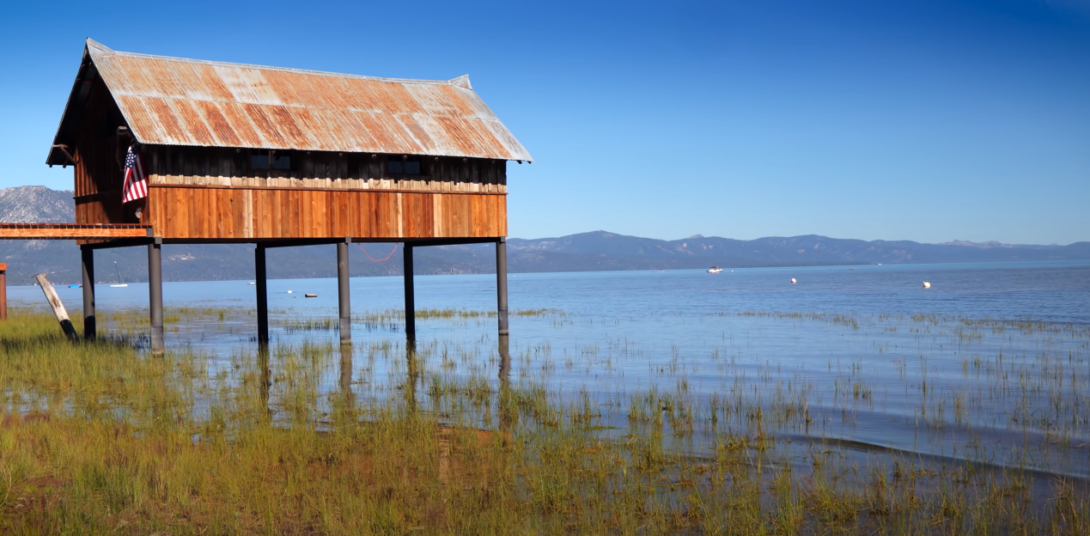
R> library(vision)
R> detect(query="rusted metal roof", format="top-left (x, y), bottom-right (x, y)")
top-left (48, 39), bottom-right (532, 165)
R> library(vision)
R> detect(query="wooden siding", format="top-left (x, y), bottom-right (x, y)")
top-left (67, 80), bottom-right (510, 241)
top-left (144, 146), bottom-right (507, 194)
top-left (72, 76), bottom-right (134, 227)
top-left (145, 187), bottom-right (506, 240)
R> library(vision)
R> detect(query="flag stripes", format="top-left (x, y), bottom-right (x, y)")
top-left (122, 144), bottom-right (147, 203)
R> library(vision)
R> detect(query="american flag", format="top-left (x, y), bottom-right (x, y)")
top-left (122, 144), bottom-right (147, 203)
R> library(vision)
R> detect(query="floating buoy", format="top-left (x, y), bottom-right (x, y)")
top-left (922, 281), bottom-right (931, 289)
top-left (304, 293), bottom-right (317, 298)
top-left (287, 290), bottom-right (293, 294)
top-left (248, 281), bottom-right (256, 285)
top-left (791, 278), bottom-right (797, 284)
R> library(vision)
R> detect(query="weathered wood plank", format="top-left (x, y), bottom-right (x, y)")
top-left (0, 225), bottom-right (149, 239)
top-left (243, 189), bottom-right (254, 239)
top-left (174, 188), bottom-right (188, 239)
top-left (34, 274), bottom-right (79, 341)
top-left (255, 190), bottom-right (271, 237)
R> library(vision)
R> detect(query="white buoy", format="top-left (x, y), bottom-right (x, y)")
top-left (791, 278), bottom-right (797, 284)
top-left (287, 290), bottom-right (293, 294)
top-left (922, 281), bottom-right (931, 289)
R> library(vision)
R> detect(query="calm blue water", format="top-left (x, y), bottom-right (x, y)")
top-left (11, 259), bottom-right (1090, 329)
top-left (7, 260), bottom-right (1090, 477)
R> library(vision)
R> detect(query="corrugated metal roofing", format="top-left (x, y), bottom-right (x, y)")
top-left (50, 39), bottom-right (531, 163)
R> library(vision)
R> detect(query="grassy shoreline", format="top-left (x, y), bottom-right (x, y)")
top-left (1, 310), bottom-right (1087, 534)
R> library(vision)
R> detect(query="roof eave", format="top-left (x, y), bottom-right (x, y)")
top-left (45, 43), bottom-right (91, 166)
top-left (46, 39), bottom-right (118, 166)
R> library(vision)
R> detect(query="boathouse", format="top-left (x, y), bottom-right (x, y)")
top-left (4, 38), bottom-right (531, 352)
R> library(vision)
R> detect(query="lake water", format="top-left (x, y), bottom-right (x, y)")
top-left (7, 260), bottom-right (1090, 479)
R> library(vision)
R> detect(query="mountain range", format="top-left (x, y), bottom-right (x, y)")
top-left (2, 185), bottom-right (1088, 284)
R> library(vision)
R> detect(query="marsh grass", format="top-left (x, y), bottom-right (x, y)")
top-left (1, 309), bottom-right (1088, 534)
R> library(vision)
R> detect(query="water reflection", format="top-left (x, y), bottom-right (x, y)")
top-left (498, 334), bottom-right (516, 431)
top-left (497, 334), bottom-right (510, 384)
top-left (258, 345), bottom-right (271, 420)
top-left (11, 262), bottom-right (1086, 478)
top-left (339, 343), bottom-right (353, 410)
top-left (405, 341), bottom-right (422, 413)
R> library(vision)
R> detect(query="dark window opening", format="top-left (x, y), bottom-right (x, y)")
top-left (388, 155), bottom-right (421, 175)
top-left (251, 150), bottom-right (291, 170)
top-left (272, 153), bottom-right (291, 170)
top-left (251, 152), bottom-right (269, 169)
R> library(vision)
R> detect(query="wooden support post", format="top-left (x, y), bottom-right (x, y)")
top-left (403, 244), bottom-right (416, 341)
top-left (0, 263), bottom-right (6, 321)
top-left (255, 245), bottom-right (269, 346)
top-left (496, 238), bottom-right (509, 337)
top-left (337, 240), bottom-right (351, 345)
top-left (34, 274), bottom-right (79, 341)
top-left (80, 247), bottom-right (95, 339)
top-left (496, 243), bottom-right (512, 428)
top-left (148, 241), bottom-right (164, 355)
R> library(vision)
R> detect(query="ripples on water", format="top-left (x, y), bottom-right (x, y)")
top-left (9, 260), bottom-right (1090, 478)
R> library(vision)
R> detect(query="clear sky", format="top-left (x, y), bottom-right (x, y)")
top-left (2, 0), bottom-right (1087, 245)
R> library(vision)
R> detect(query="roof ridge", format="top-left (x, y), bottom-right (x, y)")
top-left (52, 39), bottom-right (533, 163)
top-left (85, 38), bottom-right (463, 88)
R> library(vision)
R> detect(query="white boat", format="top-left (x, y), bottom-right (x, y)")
top-left (110, 262), bottom-right (128, 287)
top-left (707, 266), bottom-right (723, 274)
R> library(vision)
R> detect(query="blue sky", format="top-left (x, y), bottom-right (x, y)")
top-left (2, 0), bottom-right (1087, 244)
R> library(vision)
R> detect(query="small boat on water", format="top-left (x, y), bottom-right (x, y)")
top-left (110, 262), bottom-right (128, 287)
top-left (707, 266), bottom-right (723, 274)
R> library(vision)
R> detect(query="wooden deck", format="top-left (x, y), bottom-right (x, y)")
top-left (0, 223), bottom-right (152, 239)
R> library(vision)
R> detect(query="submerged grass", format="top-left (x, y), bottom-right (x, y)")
top-left (1, 310), bottom-right (1088, 534)
top-left (278, 308), bottom-right (563, 334)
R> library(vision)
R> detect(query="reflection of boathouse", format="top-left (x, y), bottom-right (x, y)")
top-left (4, 38), bottom-right (531, 352)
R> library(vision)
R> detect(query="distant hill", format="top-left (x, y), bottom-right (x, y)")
top-left (504, 231), bottom-right (1090, 269)
top-left (1, 186), bottom-right (1088, 284)
top-left (0, 185), bottom-right (75, 223)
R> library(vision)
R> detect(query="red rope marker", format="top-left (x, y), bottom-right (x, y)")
top-left (357, 243), bottom-right (398, 262)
